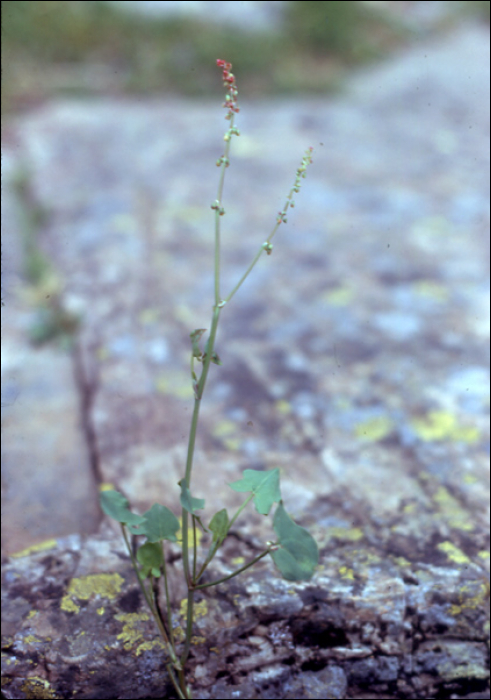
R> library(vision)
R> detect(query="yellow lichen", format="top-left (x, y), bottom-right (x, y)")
top-left (135, 638), bottom-right (166, 657)
top-left (60, 597), bottom-right (80, 614)
top-left (138, 307), bottom-right (160, 325)
top-left (434, 486), bottom-right (474, 532)
top-left (67, 574), bottom-right (124, 600)
top-left (60, 573), bottom-right (124, 613)
top-left (411, 411), bottom-right (479, 443)
top-left (449, 582), bottom-right (490, 616)
top-left (115, 612), bottom-right (150, 650)
top-left (355, 416), bottom-right (393, 442)
top-left (223, 437), bottom-right (241, 451)
top-left (413, 280), bottom-right (448, 301)
top-left (177, 518), bottom-right (200, 548)
top-left (212, 420), bottom-right (237, 437)
top-left (11, 539), bottom-right (58, 559)
top-left (155, 372), bottom-right (193, 399)
top-left (275, 400), bottom-right (292, 415)
top-left (21, 677), bottom-right (60, 699)
top-left (437, 541), bottom-right (471, 565)
top-left (393, 556), bottom-right (412, 568)
top-left (323, 286), bottom-right (354, 306)
top-left (327, 527), bottom-right (364, 542)
top-left (212, 420), bottom-right (241, 451)
top-left (179, 599), bottom-right (208, 620)
top-left (339, 566), bottom-right (355, 580)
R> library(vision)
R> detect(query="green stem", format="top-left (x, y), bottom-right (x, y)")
top-left (224, 218), bottom-right (282, 304)
top-left (181, 398), bottom-right (200, 587)
top-left (193, 548), bottom-right (271, 590)
top-left (192, 516), bottom-right (198, 581)
top-left (120, 526), bottom-right (181, 669)
top-left (227, 493), bottom-right (254, 531)
top-left (180, 588), bottom-right (195, 667)
top-left (178, 105), bottom-right (241, 697)
top-left (214, 114), bottom-right (234, 305)
top-left (169, 663), bottom-right (189, 699)
top-left (161, 554), bottom-right (176, 650)
top-left (182, 305), bottom-right (222, 584)
top-left (224, 245), bottom-right (264, 304)
top-left (198, 305), bottom-right (222, 399)
top-left (180, 304), bottom-right (223, 671)
top-left (193, 493), bottom-right (255, 582)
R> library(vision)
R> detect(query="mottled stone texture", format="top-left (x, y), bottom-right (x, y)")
top-left (2, 25), bottom-right (489, 700)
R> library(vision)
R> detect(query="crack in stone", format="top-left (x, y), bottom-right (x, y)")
top-left (72, 339), bottom-right (103, 497)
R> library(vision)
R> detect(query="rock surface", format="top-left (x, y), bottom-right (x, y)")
top-left (1, 24), bottom-right (490, 700)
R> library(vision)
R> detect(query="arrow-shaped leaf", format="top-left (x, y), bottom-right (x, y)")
top-left (229, 468), bottom-right (281, 515)
top-left (270, 501), bottom-right (318, 581)
top-left (100, 489), bottom-right (145, 526)
top-left (209, 508), bottom-right (229, 545)
top-left (133, 503), bottom-right (180, 543)
top-left (179, 479), bottom-right (205, 515)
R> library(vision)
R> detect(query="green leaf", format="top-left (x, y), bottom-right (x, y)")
top-left (209, 508), bottom-right (229, 545)
top-left (270, 502), bottom-right (318, 581)
top-left (133, 503), bottom-right (180, 543)
top-left (229, 468), bottom-right (281, 515)
top-left (179, 479), bottom-right (205, 515)
top-left (137, 542), bottom-right (164, 578)
top-left (99, 490), bottom-right (145, 526)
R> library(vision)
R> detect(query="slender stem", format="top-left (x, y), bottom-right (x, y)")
top-left (224, 218), bottom-right (282, 304)
top-left (214, 210), bottom-right (221, 305)
top-left (192, 516), bottom-right (198, 581)
top-left (193, 549), bottom-right (271, 590)
top-left (181, 397), bottom-right (201, 587)
top-left (198, 305), bottom-right (221, 399)
top-left (214, 114), bottom-right (234, 305)
top-left (180, 588), bottom-right (195, 667)
top-left (224, 245), bottom-right (264, 304)
top-left (181, 305), bottom-right (222, 584)
top-left (168, 664), bottom-right (188, 700)
top-left (193, 493), bottom-right (255, 582)
top-left (120, 526), bottom-right (181, 668)
top-left (194, 541), bottom-right (220, 583)
top-left (227, 493), bottom-right (254, 532)
top-left (179, 304), bottom-right (223, 672)
top-left (184, 398), bottom-right (202, 487)
top-left (161, 553), bottom-right (176, 650)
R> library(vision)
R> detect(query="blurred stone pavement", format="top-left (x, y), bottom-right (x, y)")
top-left (1, 22), bottom-right (490, 700)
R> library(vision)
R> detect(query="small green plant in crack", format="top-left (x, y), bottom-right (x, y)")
top-left (100, 59), bottom-right (317, 700)
top-left (10, 168), bottom-right (80, 347)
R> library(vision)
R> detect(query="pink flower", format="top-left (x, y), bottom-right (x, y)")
top-left (216, 59), bottom-right (240, 118)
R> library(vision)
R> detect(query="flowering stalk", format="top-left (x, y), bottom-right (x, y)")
top-left (100, 59), bottom-right (316, 700)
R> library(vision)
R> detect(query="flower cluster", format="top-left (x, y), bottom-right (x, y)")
top-left (276, 147), bottom-right (314, 225)
top-left (216, 59), bottom-right (240, 120)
